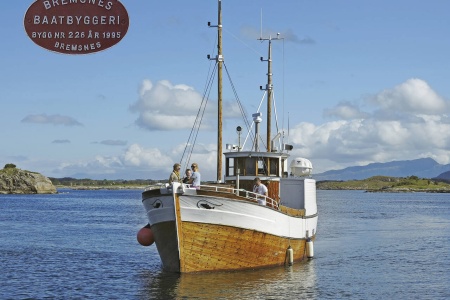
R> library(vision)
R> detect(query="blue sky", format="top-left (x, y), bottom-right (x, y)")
top-left (1, 0), bottom-right (449, 180)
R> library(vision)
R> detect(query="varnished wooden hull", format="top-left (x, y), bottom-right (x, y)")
top-left (177, 221), bottom-right (307, 272)
top-left (142, 184), bottom-right (318, 273)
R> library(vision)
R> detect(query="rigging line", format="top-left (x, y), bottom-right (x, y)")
top-left (186, 61), bottom-right (217, 165)
top-left (188, 79), bottom-right (213, 166)
top-left (182, 66), bottom-right (214, 162)
top-left (287, 112), bottom-right (290, 144)
top-left (181, 63), bottom-right (218, 168)
top-left (222, 63), bottom-right (258, 151)
top-left (273, 90), bottom-right (280, 134)
top-left (223, 28), bottom-right (263, 57)
top-left (202, 35), bottom-right (219, 93)
top-left (180, 35), bottom-right (218, 168)
top-left (187, 69), bottom-right (216, 165)
top-left (223, 63), bottom-right (253, 132)
top-left (282, 38), bottom-right (285, 145)
top-left (242, 90), bottom-right (266, 148)
top-left (273, 91), bottom-right (283, 151)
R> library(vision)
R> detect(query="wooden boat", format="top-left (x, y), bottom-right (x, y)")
top-left (141, 0), bottom-right (318, 273)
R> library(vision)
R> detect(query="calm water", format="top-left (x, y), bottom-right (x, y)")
top-left (0, 189), bottom-right (449, 299)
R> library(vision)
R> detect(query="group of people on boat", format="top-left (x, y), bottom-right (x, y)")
top-left (168, 162), bottom-right (268, 206)
top-left (169, 162), bottom-right (201, 189)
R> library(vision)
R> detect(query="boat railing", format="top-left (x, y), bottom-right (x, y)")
top-left (144, 183), bottom-right (279, 209)
top-left (195, 184), bottom-right (279, 210)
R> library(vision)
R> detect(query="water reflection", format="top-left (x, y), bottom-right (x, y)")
top-left (137, 260), bottom-right (318, 299)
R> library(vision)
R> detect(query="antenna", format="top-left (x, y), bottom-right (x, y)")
top-left (260, 8), bottom-right (262, 39)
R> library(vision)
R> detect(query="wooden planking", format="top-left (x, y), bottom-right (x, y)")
top-left (178, 221), bottom-right (306, 273)
top-left (279, 205), bottom-right (306, 217)
top-left (150, 221), bottom-right (180, 272)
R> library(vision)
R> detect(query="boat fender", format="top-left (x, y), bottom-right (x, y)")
top-left (286, 246), bottom-right (294, 266)
top-left (137, 224), bottom-right (155, 246)
top-left (306, 238), bottom-right (314, 259)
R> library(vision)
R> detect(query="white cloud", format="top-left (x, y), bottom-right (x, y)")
top-left (21, 114), bottom-right (83, 126)
top-left (324, 101), bottom-right (369, 120)
top-left (47, 140), bottom-right (220, 180)
top-left (130, 79), bottom-right (241, 131)
top-left (122, 144), bottom-right (172, 168)
top-left (290, 79), bottom-right (450, 172)
top-left (52, 139), bottom-right (71, 144)
top-left (368, 78), bottom-right (448, 115)
top-left (130, 79), bottom-right (207, 130)
top-left (27, 78), bottom-right (450, 179)
top-left (98, 140), bottom-right (127, 146)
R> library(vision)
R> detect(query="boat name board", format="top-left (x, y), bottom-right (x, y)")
top-left (24, 0), bottom-right (129, 54)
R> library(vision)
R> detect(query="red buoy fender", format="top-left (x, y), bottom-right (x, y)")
top-left (137, 225), bottom-right (154, 246)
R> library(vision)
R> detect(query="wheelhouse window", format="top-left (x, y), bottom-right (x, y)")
top-left (245, 157), bottom-right (256, 175)
top-left (257, 159), bottom-right (267, 175)
top-left (226, 157), bottom-right (234, 176)
top-left (226, 156), bottom-right (281, 177)
top-left (269, 158), bottom-right (279, 176)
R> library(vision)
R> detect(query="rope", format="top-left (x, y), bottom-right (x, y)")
top-left (180, 63), bottom-right (217, 171)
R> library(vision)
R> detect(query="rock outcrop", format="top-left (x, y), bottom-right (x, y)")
top-left (0, 166), bottom-right (57, 194)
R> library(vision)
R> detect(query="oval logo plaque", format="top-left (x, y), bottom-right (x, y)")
top-left (24, 0), bottom-right (129, 54)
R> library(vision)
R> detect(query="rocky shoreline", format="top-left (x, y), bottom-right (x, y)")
top-left (0, 165), bottom-right (57, 194)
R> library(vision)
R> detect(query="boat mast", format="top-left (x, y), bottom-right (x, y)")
top-left (208, 0), bottom-right (223, 182)
top-left (217, 0), bottom-right (223, 182)
top-left (260, 34), bottom-right (281, 153)
top-left (266, 38), bottom-right (273, 152)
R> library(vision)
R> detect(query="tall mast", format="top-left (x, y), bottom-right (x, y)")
top-left (259, 35), bottom-right (280, 152)
top-left (217, 0), bottom-right (223, 182)
top-left (266, 39), bottom-right (273, 152)
top-left (209, 0), bottom-right (223, 182)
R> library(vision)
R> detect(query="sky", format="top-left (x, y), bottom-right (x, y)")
top-left (1, 0), bottom-right (450, 181)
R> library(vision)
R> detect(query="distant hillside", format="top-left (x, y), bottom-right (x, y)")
top-left (314, 158), bottom-right (450, 181)
top-left (317, 175), bottom-right (450, 192)
top-left (435, 170), bottom-right (450, 183)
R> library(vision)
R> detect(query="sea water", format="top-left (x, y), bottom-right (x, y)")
top-left (0, 189), bottom-right (449, 299)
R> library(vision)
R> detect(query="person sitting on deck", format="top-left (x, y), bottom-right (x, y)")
top-left (169, 163), bottom-right (182, 185)
top-left (253, 177), bottom-right (268, 206)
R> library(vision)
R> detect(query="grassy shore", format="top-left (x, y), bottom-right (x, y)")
top-left (317, 175), bottom-right (450, 192)
top-left (49, 177), bottom-right (158, 190)
top-left (49, 175), bottom-right (450, 193)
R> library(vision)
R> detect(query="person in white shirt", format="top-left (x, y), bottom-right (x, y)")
top-left (189, 163), bottom-right (201, 189)
top-left (253, 177), bottom-right (268, 206)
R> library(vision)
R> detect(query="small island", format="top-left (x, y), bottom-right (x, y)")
top-left (0, 164), bottom-right (57, 194)
top-left (317, 175), bottom-right (450, 193)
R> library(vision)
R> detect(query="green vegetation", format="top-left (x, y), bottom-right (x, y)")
top-left (317, 175), bottom-right (450, 192)
top-left (49, 177), bottom-right (163, 189)
top-left (1, 163), bottom-right (20, 176)
top-left (1, 164), bottom-right (38, 176)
